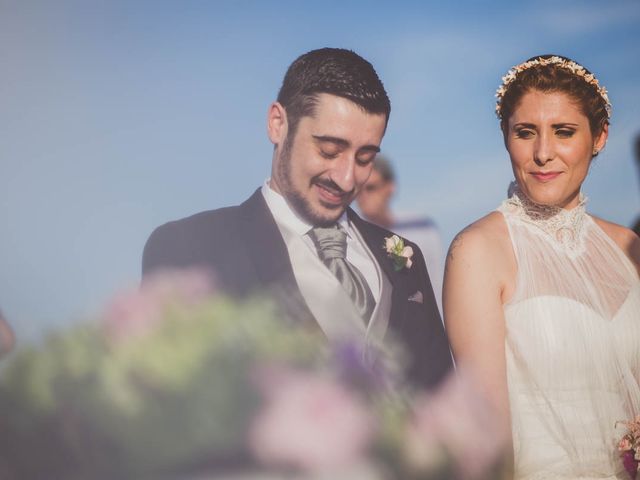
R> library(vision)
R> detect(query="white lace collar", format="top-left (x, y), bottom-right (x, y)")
top-left (500, 182), bottom-right (590, 255)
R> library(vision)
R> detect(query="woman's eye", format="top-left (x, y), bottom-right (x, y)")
top-left (515, 129), bottom-right (534, 139)
top-left (556, 129), bottom-right (575, 138)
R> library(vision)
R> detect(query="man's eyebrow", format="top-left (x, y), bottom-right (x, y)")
top-left (312, 135), bottom-right (381, 153)
top-left (312, 135), bottom-right (350, 148)
top-left (359, 144), bottom-right (381, 153)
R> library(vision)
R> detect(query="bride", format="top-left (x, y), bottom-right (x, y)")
top-left (444, 55), bottom-right (640, 479)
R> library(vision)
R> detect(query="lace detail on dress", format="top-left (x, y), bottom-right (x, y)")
top-left (498, 182), bottom-right (589, 256)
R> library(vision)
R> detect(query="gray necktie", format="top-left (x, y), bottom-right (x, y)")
top-left (309, 226), bottom-right (376, 322)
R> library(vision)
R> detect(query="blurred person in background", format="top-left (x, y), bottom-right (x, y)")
top-left (356, 155), bottom-right (444, 314)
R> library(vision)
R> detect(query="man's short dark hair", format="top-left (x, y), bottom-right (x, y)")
top-left (276, 48), bottom-right (391, 137)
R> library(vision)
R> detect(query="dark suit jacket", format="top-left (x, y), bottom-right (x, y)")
top-left (142, 189), bottom-right (452, 388)
top-left (633, 216), bottom-right (640, 238)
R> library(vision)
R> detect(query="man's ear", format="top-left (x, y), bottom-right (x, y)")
top-left (267, 102), bottom-right (288, 145)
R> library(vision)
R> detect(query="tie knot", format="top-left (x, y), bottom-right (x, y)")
top-left (309, 226), bottom-right (347, 261)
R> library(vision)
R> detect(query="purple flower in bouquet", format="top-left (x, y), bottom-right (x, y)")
top-left (103, 268), bottom-right (215, 342)
top-left (622, 450), bottom-right (639, 480)
top-left (248, 368), bottom-right (375, 473)
top-left (331, 340), bottom-right (394, 394)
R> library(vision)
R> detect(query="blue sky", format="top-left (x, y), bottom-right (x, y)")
top-left (1, 0), bottom-right (639, 342)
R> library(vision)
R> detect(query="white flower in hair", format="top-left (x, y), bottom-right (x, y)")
top-left (494, 56), bottom-right (612, 120)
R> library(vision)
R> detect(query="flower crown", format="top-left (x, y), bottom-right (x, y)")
top-left (495, 56), bottom-right (612, 120)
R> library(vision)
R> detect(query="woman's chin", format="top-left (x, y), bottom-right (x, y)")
top-left (519, 184), bottom-right (571, 208)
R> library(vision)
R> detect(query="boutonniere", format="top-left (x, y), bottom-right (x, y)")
top-left (384, 235), bottom-right (413, 271)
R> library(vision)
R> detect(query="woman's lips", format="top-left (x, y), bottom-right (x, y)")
top-left (530, 171), bottom-right (562, 182)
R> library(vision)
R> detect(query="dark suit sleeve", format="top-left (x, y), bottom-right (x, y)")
top-left (140, 206), bottom-right (260, 296)
top-left (141, 212), bottom-right (226, 279)
top-left (404, 240), bottom-right (453, 388)
top-left (142, 222), bottom-right (188, 278)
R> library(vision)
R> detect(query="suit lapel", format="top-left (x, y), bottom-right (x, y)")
top-left (347, 209), bottom-right (410, 333)
top-left (237, 189), bottom-right (317, 328)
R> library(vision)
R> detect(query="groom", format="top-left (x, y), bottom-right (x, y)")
top-left (142, 48), bottom-right (452, 388)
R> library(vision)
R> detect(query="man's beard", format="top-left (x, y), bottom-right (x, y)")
top-left (276, 136), bottom-right (350, 227)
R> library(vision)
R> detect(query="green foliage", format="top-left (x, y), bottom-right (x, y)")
top-left (0, 294), bottom-right (325, 478)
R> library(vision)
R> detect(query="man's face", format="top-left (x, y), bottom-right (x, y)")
top-left (270, 93), bottom-right (387, 226)
top-left (356, 168), bottom-right (395, 221)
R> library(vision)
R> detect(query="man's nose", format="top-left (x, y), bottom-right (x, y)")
top-left (329, 155), bottom-right (356, 193)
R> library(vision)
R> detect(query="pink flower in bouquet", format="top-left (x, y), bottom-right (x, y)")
top-left (103, 268), bottom-right (215, 342)
top-left (404, 368), bottom-right (509, 479)
top-left (249, 369), bottom-right (375, 473)
top-left (619, 437), bottom-right (633, 452)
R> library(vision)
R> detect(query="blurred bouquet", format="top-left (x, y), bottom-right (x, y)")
top-left (0, 269), bottom-right (508, 480)
top-left (617, 416), bottom-right (640, 479)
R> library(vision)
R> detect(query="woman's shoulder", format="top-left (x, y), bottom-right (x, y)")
top-left (448, 212), bottom-right (510, 259)
top-left (447, 212), bottom-right (515, 282)
top-left (591, 216), bottom-right (640, 270)
top-left (445, 212), bottom-right (517, 306)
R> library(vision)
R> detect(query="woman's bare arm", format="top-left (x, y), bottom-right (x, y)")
top-left (443, 213), bottom-right (515, 419)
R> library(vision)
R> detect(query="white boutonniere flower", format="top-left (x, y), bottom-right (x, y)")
top-left (384, 235), bottom-right (413, 271)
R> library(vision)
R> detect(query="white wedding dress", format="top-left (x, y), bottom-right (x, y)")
top-left (498, 186), bottom-right (640, 480)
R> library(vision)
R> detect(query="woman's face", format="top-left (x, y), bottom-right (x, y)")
top-left (504, 89), bottom-right (608, 209)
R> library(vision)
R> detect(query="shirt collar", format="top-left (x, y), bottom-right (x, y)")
top-left (261, 179), bottom-right (350, 237)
